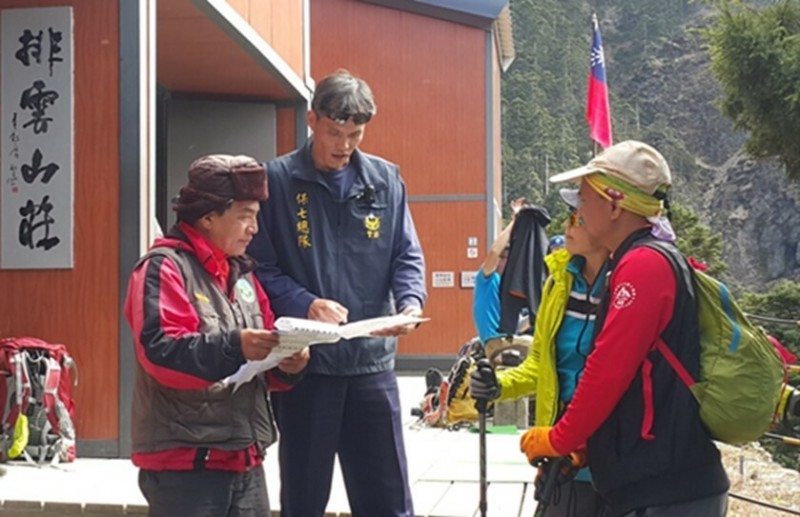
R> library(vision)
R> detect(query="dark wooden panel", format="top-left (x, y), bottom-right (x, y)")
top-left (275, 107), bottom-right (298, 156)
top-left (0, 0), bottom-right (120, 439)
top-left (310, 0), bottom-right (487, 196)
top-left (398, 201), bottom-right (487, 356)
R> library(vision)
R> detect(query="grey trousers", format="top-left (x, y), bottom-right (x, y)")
top-left (139, 467), bottom-right (270, 517)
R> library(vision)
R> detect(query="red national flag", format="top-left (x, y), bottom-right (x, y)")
top-left (587, 15), bottom-right (612, 149)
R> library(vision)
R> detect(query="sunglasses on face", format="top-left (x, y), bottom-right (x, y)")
top-left (568, 208), bottom-right (583, 227)
top-left (320, 110), bottom-right (373, 125)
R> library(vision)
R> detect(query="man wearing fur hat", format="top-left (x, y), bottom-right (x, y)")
top-left (124, 154), bottom-right (309, 516)
top-left (519, 141), bottom-right (729, 516)
top-left (248, 70), bottom-right (426, 516)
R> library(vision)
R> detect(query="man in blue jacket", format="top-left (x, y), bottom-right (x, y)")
top-left (248, 69), bottom-right (426, 517)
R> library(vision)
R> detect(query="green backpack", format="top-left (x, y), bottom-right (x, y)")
top-left (648, 242), bottom-right (785, 444)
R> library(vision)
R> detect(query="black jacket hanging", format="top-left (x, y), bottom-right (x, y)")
top-left (498, 205), bottom-right (551, 336)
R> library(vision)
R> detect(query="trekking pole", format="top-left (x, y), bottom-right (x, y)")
top-left (476, 398), bottom-right (488, 517)
top-left (532, 456), bottom-right (572, 517)
top-left (763, 432), bottom-right (800, 446)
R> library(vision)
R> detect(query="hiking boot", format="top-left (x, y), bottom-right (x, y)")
top-left (425, 368), bottom-right (443, 396)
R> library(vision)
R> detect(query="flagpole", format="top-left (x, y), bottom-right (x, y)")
top-left (544, 155), bottom-right (549, 196)
top-left (587, 12), bottom-right (612, 155)
top-left (591, 13), bottom-right (599, 158)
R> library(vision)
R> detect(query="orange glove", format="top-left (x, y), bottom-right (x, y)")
top-left (568, 450), bottom-right (587, 470)
top-left (520, 426), bottom-right (561, 464)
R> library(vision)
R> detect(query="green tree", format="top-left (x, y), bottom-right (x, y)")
top-left (670, 202), bottom-right (728, 276)
top-left (704, 0), bottom-right (800, 179)
top-left (740, 281), bottom-right (800, 355)
top-left (502, 0), bottom-right (700, 210)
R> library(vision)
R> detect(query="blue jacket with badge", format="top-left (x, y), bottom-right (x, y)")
top-left (249, 139), bottom-right (427, 375)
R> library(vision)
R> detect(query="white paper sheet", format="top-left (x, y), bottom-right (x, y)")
top-left (223, 314), bottom-right (428, 390)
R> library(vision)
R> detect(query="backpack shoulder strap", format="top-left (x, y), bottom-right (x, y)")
top-left (40, 356), bottom-right (62, 437)
top-left (637, 240), bottom-right (696, 331)
top-left (638, 240), bottom-right (694, 300)
top-left (637, 240), bottom-right (698, 390)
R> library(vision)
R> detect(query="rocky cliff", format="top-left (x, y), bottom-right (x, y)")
top-left (612, 13), bottom-right (800, 290)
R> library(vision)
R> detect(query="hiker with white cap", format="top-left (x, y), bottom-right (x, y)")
top-left (517, 141), bottom-right (730, 516)
top-left (470, 188), bottom-right (610, 515)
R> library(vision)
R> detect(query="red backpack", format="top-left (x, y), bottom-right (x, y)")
top-left (0, 337), bottom-right (77, 465)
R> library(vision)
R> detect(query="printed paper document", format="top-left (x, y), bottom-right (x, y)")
top-left (223, 313), bottom-right (428, 390)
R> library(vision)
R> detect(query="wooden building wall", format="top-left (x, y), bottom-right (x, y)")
top-left (492, 37), bottom-right (504, 224)
top-left (226, 0), bottom-right (305, 79)
top-left (276, 107), bottom-right (299, 156)
top-left (310, 0), bottom-right (492, 354)
top-left (0, 0), bottom-right (120, 440)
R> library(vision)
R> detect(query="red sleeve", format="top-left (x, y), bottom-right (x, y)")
top-left (123, 255), bottom-right (246, 390)
top-left (549, 247), bottom-right (676, 454)
top-left (253, 274), bottom-right (275, 330)
top-left (266, 370), bottom-right (299, 392)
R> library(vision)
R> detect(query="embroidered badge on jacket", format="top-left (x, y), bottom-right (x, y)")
top-left (235, 278), bottom-right (256, 304)
top-left (612, 282), bottom-right (636, 309)
top-left (364, 213), bottom-right (380, 239)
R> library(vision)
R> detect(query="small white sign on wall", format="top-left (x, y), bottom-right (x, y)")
top-left (1, 7), bottom-right (74, 269)
top-left (460, 271), bottom-right (477, 289)
top-left (467, 236), bottom-right (478, 247)
top-left (431, 271), bottom-right (455, 288)
top-left (467, 247), bottom-right (479, 259)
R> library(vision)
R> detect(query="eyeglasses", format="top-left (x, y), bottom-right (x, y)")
top-left (319, 110), bottom-right (373, 125)
top-left (567, 208), bottom-right (583, 227)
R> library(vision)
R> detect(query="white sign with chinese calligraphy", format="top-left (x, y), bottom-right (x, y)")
top-left (1, 7), bottom-right (73, 269)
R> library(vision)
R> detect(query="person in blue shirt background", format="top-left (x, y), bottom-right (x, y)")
top-left (247, 69), bottom-right (426, 517)
top-left (474, 197), bottom-right (539, 366)
top-left (473, 197), bottom-right (526, 346)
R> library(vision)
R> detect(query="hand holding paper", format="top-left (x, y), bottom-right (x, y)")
top-left (276, 347), bottom-right (310, 375)
top-left (223, 313), bottom-right (429, 390)
top-left (240, 328), bottom-right (280, 361)
top-left (307, 298), bottom-right (349, 324)
top-left (370, 306), bottom-right (424, 337)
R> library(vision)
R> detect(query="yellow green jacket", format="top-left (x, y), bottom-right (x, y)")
top-left (496, 248), bottom-right (572, 426)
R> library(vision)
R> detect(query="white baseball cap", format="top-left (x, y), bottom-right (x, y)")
top-left (549, 140), bottom-right (671, 196)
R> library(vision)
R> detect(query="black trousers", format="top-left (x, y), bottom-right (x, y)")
top-left (271, 371), bottom-right (414, 517)
top-left (538, 479), bottom-right (604, 516)
top-left (621, 492), bottom-right (728, 517)
top-left (138, 467), bottom-right (269, 517)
